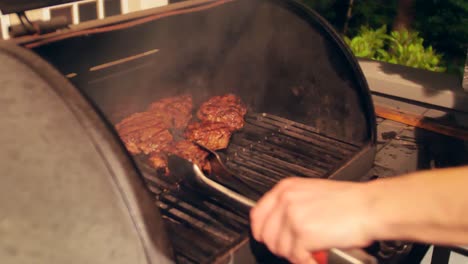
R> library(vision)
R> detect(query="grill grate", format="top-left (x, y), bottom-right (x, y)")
top-left (136, 112), bottom-right (360, 263)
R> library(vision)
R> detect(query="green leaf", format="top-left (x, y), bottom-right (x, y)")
top-left (344, 25), bottom-right (447, 73)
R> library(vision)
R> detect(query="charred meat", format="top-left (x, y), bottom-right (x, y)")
top-left (185, 121), bottom-right (232, 150)
top-left (197, 94), bottom-right (247, 131)
top-left (169, 140), bottom-right (211, 173)
top-left (115, 94), bottom-right (193, 156)
top-left (115, 111), bottom-right (173, 155)
top-left (115, 93), bottom-right (246, 174)
top-left (147, 94), bottom-right (193, 129)
top-left (148, 152), bottom-right (169, 175)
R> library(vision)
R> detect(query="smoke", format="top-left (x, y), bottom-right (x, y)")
top-left (34, 0), bottom-right (371, 145)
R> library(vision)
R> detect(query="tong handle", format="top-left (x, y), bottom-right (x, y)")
top-left (312, 251), bottom-right (328, 264)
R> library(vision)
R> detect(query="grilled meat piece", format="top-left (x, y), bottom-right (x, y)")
top-left (147, 94), bottom-right (193, 129)
top-left (185, 121), bottom-right (232, 150)
top-left (115, 93), bottom-right (246, 174)
top-left (115, 111), bottom-right (173, 155)
top-left (138, 129), bottom-right (173, 155)
top-left (148, 152), bottom-right (169, 175)
top-left (168, 140), bottom-right (211, 173)
top-left (197, 94), bottom-right (247, 131)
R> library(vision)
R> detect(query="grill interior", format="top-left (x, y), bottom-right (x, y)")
top-left (23, 0), bottom-right (377, 262)
top-left (227, 113), bottom-right (360, 194)
top-left (135, 111), bottom-right (360, 263)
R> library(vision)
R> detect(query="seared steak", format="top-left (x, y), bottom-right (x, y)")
top-left (197, 94), bottom-right (247, 131)
top-left (147, 94), bottom-right (193, 129)
top-left (185, 121), bottom-right (232, 150)
top-left (115, 93), bottom-right (246, 175)
top-left (115, 111), bottom-right (173, 155)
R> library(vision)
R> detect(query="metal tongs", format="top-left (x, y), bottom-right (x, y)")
top-left (168, 144), bottom-right (377, 264)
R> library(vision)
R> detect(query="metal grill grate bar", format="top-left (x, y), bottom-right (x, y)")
top-left (220, 113), bottom-right (361, 200)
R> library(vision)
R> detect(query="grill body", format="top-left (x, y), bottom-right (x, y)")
top-left (11, 0), bottom-right (377, 263)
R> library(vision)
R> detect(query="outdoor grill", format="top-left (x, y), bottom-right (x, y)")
top-left (1, 1), bottom-right (381, 264)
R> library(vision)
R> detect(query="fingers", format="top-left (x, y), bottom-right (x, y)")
top-left (250, 177), bottom-right (374, 264)
top-left (290, 248), bottom-right (318, 264)
top-left (274, 221), bottom-right (294, 258)
top-left (250, 188), bottom-right (279, 241)
top-left (257, 200), bottom-right (286, 253)
top-left (251, 177), bottom-right (317, 260)
top-left (250, 177), bottom-right (301, 241)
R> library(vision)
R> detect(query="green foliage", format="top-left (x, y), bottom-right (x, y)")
top-left (386, 30), bottom-right (446, 72)
top-left (300, 0), bottom-right (466, 77)
top-left (345, 26), bottom-right (446, 72)
top-left (343, 25), bottom-right (390, 59)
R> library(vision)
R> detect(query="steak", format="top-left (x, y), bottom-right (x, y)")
top-left (197, 94), bottom-right (247, 131)
top-left (148, 152), bottom-right (170, 175)
top-left (115, 111), bottom-right (173, 155)
top-left (168, 140), bottom-right (211, 173)
top-left (115, 94), bottom-right (193, 157)
top-left (115, 93), bottom-right (246, 175)
top-left (147, 94), bottom-right (193, 129)
top-left (185, 121), bottom-right (232, 150)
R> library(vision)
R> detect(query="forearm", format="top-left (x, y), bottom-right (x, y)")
top-left (365, 166), bottom-right (468, 245)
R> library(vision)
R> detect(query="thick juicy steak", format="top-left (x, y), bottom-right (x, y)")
top-left (115, 111), bottom-right (173, 155)
top-left (168, 140), bottom-right (211, 173)
top-left (197, 94), bottom-right (247, 131)
top-left (138, 129), bottom-right (173, 155)
top-left (115, 94), bottom-right (247, 175)
top-left (185, 121), bottom-right (232, 150)
top-left (148, 95), bottom-right (193, 129)
top-left (115, 95), bottom-right (194, 172)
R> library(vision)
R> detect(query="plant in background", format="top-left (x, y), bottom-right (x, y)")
top-left (300, 0), bottom-right (466, 77)
top-left (344, 25), bottom-right (389, 60)
top-left (344, 26), bottom-right (446, 72)
top-left (385, 30), bottom-right (446, 72)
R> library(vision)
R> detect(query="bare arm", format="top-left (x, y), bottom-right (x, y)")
top-left (368, 165), bottom-right (468, 245)
top-left (250, 166), bottom-right (468, 264)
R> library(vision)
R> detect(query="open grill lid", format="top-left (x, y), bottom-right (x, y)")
top-left (0, 42), bottom-right (175, 264)
top-left (4, 1), bottom-right (379, 262)
top-left (0, 0), bottom-right (76, 14)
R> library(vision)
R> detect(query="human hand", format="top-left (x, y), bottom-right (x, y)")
top-left (250, 177), bottom-right (377, 264)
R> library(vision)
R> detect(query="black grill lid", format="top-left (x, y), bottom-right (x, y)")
top-left (0, 42), bottom-right (175, 264)
top-left (0, 0), bottom-right (76, 14)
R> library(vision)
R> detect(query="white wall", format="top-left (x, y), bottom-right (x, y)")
top-left (128, 0), bottom-right (170, 13)
top-left (140, 0), bottom-right (169, 9)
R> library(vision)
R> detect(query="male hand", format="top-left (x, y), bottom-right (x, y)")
top-left (250, 177), bottom-right (376, 264)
